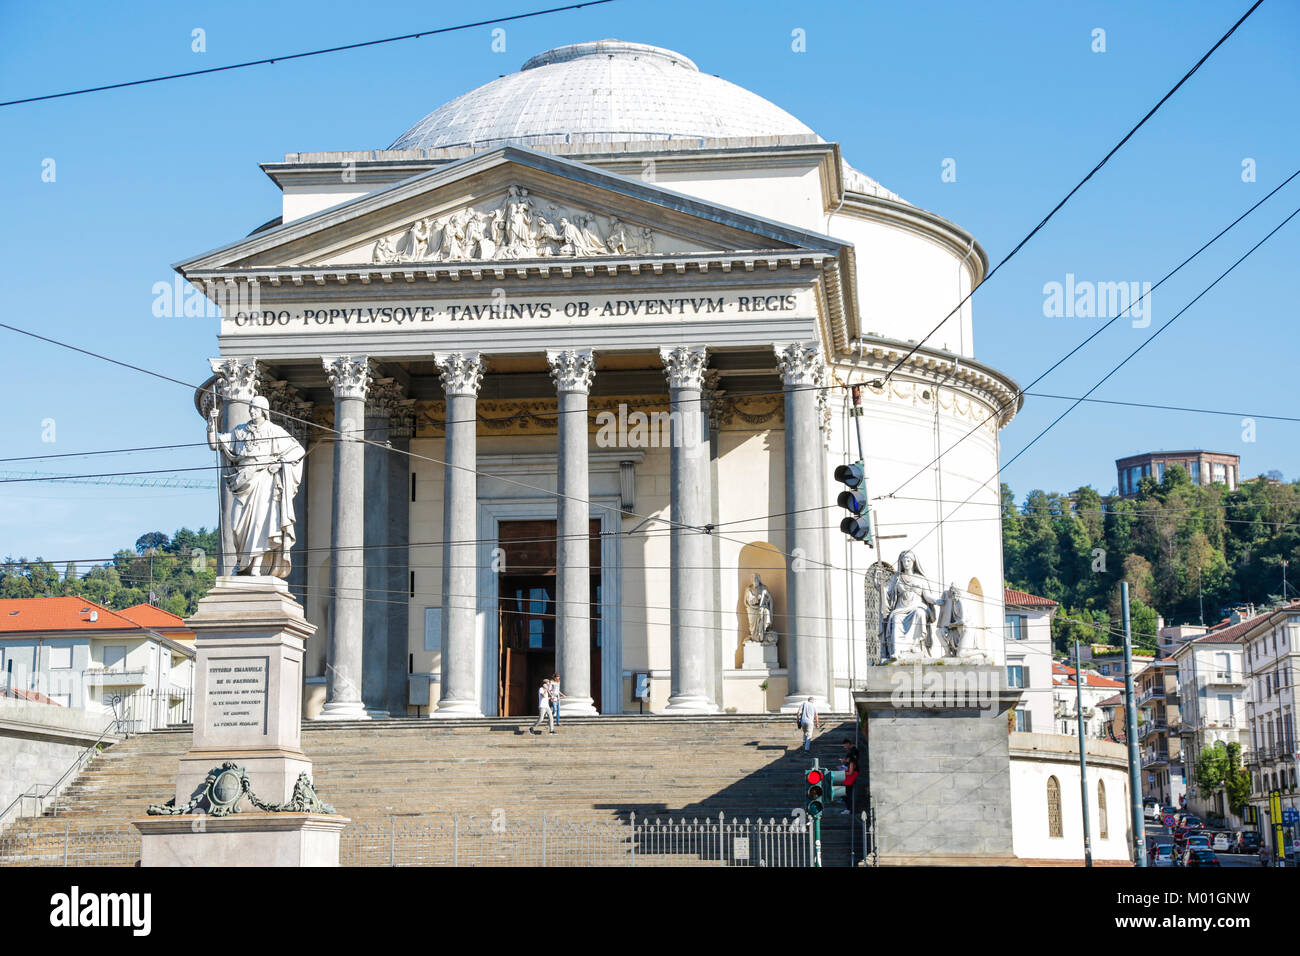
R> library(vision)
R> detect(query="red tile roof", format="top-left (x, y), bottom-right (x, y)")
top-left (1097, 693), bottom-right (1124, 708)
top-left (1192, 602), bottom-right (1300, 645)
top-left (1004, 587), bottom-right (1059, 608)
top-left (117, 603), bottom-right (189, 632)
top-left (0, 597), bottom-right (178, 634)
top-left (1053, 662), bottom-right (1125, 689)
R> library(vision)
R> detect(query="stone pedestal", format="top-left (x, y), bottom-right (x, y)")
top-left (135, 813), bottom-right (348, 867)
top-left (135, 576), bottom-right (348, 867)
top-left (173, 576), bottom-right (314, 804)
top-left (741, 641), bottom-right (779, 670)
top-left (855, 664), bottom-right (1023, 866)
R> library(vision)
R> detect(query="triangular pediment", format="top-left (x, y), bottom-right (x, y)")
top-left (178, 145), bottom-right (844, 274)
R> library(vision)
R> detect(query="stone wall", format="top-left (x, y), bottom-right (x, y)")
top-left (0, 698), bottom-right (119, 826)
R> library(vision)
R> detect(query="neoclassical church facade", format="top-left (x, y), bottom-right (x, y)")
top-left (185, 40), bottom-right (1021, 720)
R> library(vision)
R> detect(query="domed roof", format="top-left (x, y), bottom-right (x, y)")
top-left (389, 39), bottom-right (819, 150)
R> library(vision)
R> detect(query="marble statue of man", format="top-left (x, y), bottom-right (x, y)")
top-left (884, 550), bottom-right (944, 661)
top-left (744, 573), bottom-right (775, 644)
top-left (207, 395), bottom-right (305, 578)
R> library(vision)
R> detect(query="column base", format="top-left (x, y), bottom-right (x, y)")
top-left (135, 812), bottom-right (349, 867)
top-left (664, 694), bottom-right (717, 715)
top-left (431, 698), bottom-right (484, 718)
top-left (780, 695), bottom-right (830, 714)
top-left (314, 700), bottom-right (371, 721)
top-left (557, 696), bottom-right (598, 717)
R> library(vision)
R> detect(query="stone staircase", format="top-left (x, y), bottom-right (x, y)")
top-left (2, 715), bottom-right (863, 866)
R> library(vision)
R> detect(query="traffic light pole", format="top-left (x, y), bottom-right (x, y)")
top-left (1075, 637), bottom-right (1094, 867)
top-left (1121, 581), bottom-right (1147, 866)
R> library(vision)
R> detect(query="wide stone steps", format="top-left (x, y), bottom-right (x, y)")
top-left (4, 716), bottom-right (863, 866)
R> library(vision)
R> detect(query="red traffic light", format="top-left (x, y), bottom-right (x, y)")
top-left (806, 769), bottom-right (823, 785)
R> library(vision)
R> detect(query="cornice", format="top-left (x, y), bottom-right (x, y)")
top-left (838, 193), bottom-right (988, 286)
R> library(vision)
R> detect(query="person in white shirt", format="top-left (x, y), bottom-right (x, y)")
top-left (548, 673), bottom-right (567, 726)
top-left (530, 678), bottom-right (555, 735)
top-left (796, 696), bottom-right (819, 752)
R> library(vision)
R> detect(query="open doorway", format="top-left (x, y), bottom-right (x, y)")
top-left (496, 519), bottom-right (601, 715)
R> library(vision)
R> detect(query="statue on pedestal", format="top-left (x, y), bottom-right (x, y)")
top-left (207, 395), bottom-right (305, 578)
top-left (884, 550), bottom-right (944, 662)
top-left (744, 573), bottom-right (777, 645)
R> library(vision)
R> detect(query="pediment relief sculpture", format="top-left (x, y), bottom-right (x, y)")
top-left (371, 185), bottom-right (659, 265)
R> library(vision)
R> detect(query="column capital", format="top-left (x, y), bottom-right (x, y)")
top-left (259, 376), bottom-right (314, 444)
top-left (434, 351), bottom-right (486, 396)
top-left (701, 369), bottom-right (727, 430)
top-left (323, 355), bottom-right (372, 400)
top-left (774, 342), bottom-right (825, 388)
top-left (546, 348), bottom-right (596, 394)
top-left (660, 345), bottom-right (709, 391)
top-left (389, 398), bottom-right (417, 439)
top-left (366, 377), bottom-right (406, 418)
top-left (208, 357), bottom-right (260, 405)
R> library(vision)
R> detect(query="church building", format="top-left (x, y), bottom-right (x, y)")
top-left (182, 40), bottom-right (1021, 720)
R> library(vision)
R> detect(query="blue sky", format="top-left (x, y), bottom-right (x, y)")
top-left (0, 0), bottom-right (1297, 565)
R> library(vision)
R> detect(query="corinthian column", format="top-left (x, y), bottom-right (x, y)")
top-left (209, 357), bottom-right (260, 576)
top-left (775, 342), bottom-right (830, 711)
top-left (317, 355), bottom-right (371, 720)
top-left (362, 377), bottom-right (404, 718)
top-left (433, 352), bottom-right (486, 718)
top-left (660, 346), bottom-right (716, 715)
top-left (547, 348), bottom-right (599, 716)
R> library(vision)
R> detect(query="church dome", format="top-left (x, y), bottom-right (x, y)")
top-left (389, 39), bottom-right (820, 150)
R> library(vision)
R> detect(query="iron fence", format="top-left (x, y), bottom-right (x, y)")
top-left (1, 812), bottom-right (826, 867)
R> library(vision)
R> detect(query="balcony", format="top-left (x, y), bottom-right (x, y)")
top-left (1138, 686), bottom-right (1166, 705)
top-left (1139, 720), bottom-right (1167, 740)
top-left (1142, 748), bottom-right (1170, 768)
top-left (84, 668), bottom-right (148, 687)
top-left (1206, 670), bottom-right (1245, 688)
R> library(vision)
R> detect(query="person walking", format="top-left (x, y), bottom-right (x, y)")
top-left (796, 696), bottom-right (819, 753)
top-left (530, 677), bottom-right (555, 735)
top-left (548, 673), bottom-right (567, 726)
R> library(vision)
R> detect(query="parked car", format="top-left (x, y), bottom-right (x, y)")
top-left (1151, 844), bottom-right (1176, 867)
top-left (1144, 803), bottom-right (1161, 821)
top-left (1183, 847), bottom-right (1221, 867)
top-left (1211, 831), bottom-right (1232, 852)
top-left (1181, 815), bottom-right (1206, 830)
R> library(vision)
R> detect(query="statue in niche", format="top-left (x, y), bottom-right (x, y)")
top-left (884, 550), bottom-right (944, 661)
top-left (207, 395), bottom-right (305, 578)
top-left (744, 573), bottom-right (777, 645)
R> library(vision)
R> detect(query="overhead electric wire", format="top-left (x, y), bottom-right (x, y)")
top-left (878, 0), bottom-right (1266, 386)
top-left (0, 2), bottom-right (618, 108)
top-left (904, 201), bottom-right (1300, 553)
top-left (881, 165), bottom-right (1300, 500)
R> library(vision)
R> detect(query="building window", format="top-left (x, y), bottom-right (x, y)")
top-left (1007, 665), bottom-right (1026, 689)
top-left (1155, 462), bottom-right (1165, 480)
top-left (48, 646), bottom-right (72, 669)
top-left (1098, 781), bottom-right (1108, 839)
top-left (1047, 776), bottom-right (1063, 838)
top-left (1212, 463), bottom-right (1226, 484)
top-left (1005, 615), bottom-right (1025, 641)
top-left (1015, 708), bottom-right (1032, 732)
top-left (1189, 461), bottom-right (1200, 483)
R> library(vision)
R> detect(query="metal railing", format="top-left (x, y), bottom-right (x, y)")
top-left (339, 812), bottom-right (819, 867)
top-left (0, 716), bottom-right (121, 833)
top-left (0, 823), bottom-right (140, 867)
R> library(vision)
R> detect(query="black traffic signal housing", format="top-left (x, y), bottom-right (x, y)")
top-left (834, 461), bottom-right (872, 544)
top-left (805, 763), bottom-right (825, 818)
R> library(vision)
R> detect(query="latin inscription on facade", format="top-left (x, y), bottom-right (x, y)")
top-left (207, 656), bottom-right (270, 733)
top-left (222, 291), bottom-right (807, 334)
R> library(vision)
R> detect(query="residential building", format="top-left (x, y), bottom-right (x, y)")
top-left (1115, 450), bottom-right (1239, 497)
top-left (1136, 659), bottom-right (1185, 806)
top-left (1080, 644), bottom-right (1154, 680)
top-left (1004, 588), bottom-right (1056, 733)
top-left (1170, 623), bottom-right (1251, 827)
top-left (1052, 663), bottom-right (1124, 738)
top-left (0, 597), bottom-right (195, 732)
top-left (1238, 602), bottom-right (1300, 856)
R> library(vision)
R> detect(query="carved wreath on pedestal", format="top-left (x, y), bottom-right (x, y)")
top-left (146, 761), bottom-right (337, 817)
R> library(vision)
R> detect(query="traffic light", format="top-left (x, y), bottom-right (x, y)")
top-left (834, 461), bottom-right (872, 544)
top-left (825, 769), bottom-right (847, 808)
top-left (805, 764), bottom-right (825, 818)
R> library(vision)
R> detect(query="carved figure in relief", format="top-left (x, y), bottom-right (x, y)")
top-left (606, 217), bottom-right (631, 254)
